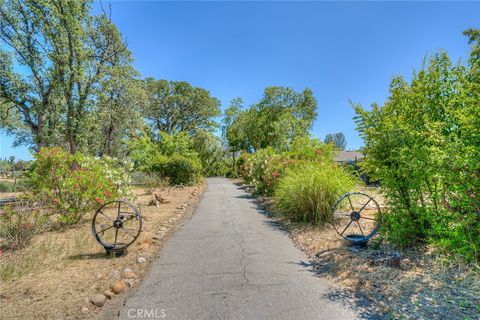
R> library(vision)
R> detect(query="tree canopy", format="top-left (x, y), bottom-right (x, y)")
top-left (324, 132), bottom-right (346, 150)
top-left (0, 0), bottom-right (134, 153)
top-left (143, 78), bottom-right (221, 137)
top-left (224, 86), bottom-right (317, 153)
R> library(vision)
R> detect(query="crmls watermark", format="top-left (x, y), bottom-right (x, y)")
top-left (126, 308), bottom-right (166, 319)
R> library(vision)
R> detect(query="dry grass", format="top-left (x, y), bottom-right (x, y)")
top-left (253, 185), bottom-right (480, 320)
top-left (0, 184), bottom-right (205, 320)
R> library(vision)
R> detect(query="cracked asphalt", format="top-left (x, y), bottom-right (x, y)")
top-left (114, 178), bottom-right (369, 320)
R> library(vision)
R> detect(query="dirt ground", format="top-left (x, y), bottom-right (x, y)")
top-left (0, 183), bottom-right (206, 320)
top-left (249, 184), bottom-right (480, 320)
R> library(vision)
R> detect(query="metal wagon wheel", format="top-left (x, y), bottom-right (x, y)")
top-left (331, 192), bottom-right (382, 243)
top-left (92, 200), bottom-right (142, 253)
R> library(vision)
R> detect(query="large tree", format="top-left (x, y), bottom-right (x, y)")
top-left (324, 132), bottom-right (347, 150)
top-left (0, 0), bottom-right (131, 153)
top-left (225, 86), bottom-right (317, 152)
top-left (91, 66), bottom-right (145, 158)
top-left (143, 78), bottom-right (221, 137)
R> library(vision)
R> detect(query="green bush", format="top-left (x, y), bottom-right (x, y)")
top-left (240, 138), bottom-right (335, 196)
top-left (354, 31), bottom-right (480, 261)
top-left (154, 154), bottom-right (202, 185)
top-left (274, 163), bottom-right (359, 224)
top-left (30, 147), bottom-right (132, 225)
top-left (130, 132), bottom-right (205, 184)
top-left (0, 181), bottom-right (14, 193)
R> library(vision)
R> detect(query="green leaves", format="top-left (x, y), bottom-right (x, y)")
top-left (354, 30), bottom-right (480, 261)
top-left (0, 0), bottom-right (134, 153)
top-left (224, 86), bottom-right (317, 153)
top-left (143, 78), bottom-right (221, 136)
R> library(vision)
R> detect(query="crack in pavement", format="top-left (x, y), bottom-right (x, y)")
top-left (105, 178), bottom-right (370, 320)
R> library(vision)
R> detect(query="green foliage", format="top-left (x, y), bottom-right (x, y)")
top-left (143, 78), bottom-right (221, 136)
top-left (274, 163), bottom-right (359, 224)
top-left (193, 130), bottom-right (229, 177)
top-left (0, 181), bottom-right (14, 193)
top-left (0, 180), bottom-right (29, 193)
top-left (240, 138), bottom-right (335, 196)
top-left (130, 132), bottom-right (204, 185)
top-left (224, 87), bottom-right (317, 153)
top-left (0, 0), bottom-right (134, 153)
top-left (30, 147), bottom-right (132, 225)
top-left (155, 154), bottom-right (202, 185)
top-left (324, 132), bottom-right (347, 150)
top-left (354, 31), bottom-right (480, 261)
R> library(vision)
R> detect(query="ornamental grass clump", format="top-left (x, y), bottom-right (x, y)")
top-left (274, 163), bottom-right (359, 224)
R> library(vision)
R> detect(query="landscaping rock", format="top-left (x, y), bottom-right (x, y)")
top-left (123, 271), bottom-right (137, 279)
top-left (110, 280), bottom-right (126, 294)
top-left (123, 268), bottom-right (134, 273)
top-left (91, 294), bottom-right (107, 307)
top-left (125, 278), bottom-right (135, 287)
top-left (103, 290), bottom-right (115, 299)
top-left (137, 256), bottom-right (147, 264)
top-left (81, 306), bottom-right (89, 314)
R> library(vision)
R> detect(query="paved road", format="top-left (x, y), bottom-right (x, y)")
top-left (113, 178), bottom-right (373, 320)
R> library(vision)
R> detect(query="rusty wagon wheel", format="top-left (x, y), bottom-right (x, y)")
top-left (331, 192), bottom-right (382, 244)
top-left (92, 200), bottom-right (142, 254)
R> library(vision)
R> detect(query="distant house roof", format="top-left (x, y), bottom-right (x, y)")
top-left (335, 151), bottom-right (364, 163)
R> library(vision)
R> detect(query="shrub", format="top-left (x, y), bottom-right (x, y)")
top-left (0, 180), bottom-right (29, 193)
top-left (240, 138), bottom-right (335, 196)
top-left (30, 147), bottom-right (132, 225)
top-left (354, 32), bottom-right (480, 261)
top-left (0, 198), bottom-right (48, 250)
top-left (274, 163), bottom-right (359, 224)
top-left (155, 154), bottom-right (202, 185)
top-left (0, 181), bottom-right (14, 193)
top-left (130, 133), bottom-right (204, 184)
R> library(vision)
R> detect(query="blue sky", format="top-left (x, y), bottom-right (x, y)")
top-left (1, 1), bottom-right (479, 160)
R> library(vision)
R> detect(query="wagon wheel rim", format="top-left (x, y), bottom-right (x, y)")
top-left (92, 200), bottom-right (142, 250)
top-left (331, 192), bottom-right (382, 242)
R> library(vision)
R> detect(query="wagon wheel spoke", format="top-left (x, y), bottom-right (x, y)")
top-left (361, 216), bottom-right (376, 221)
top-left (121, 215), bottom-right (138, 224)
top-left (116, 201), bottom-right (121, 219)
top-left (333, 211), bottom-right (351, 217)
top-left (113, 228), bottom-right (119, 246)
top-left (98, 210), bottom-right (115, 222)
top-left (347, 195), bottom-right (355, 212)
top-left (358, 198), bottom-right (372, 214)
top-left (340, 220), bottom-right (353, 235)
top-left (96, 224), bottom-right (115, 235)
top-left (356, 221), bottom-right (365, 237)
top-left (121, 226), bottom-right (137, 238)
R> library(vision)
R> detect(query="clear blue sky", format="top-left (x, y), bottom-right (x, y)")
top-left (1, 1), bottom-right (479, 160)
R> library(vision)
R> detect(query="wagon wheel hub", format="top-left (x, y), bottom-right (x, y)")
top-left (331, 192), bottom-right (382, 244)
top-left (113, 219), bottom-right (123, 228)
top-left (350, 211), bottom-right (361, 221)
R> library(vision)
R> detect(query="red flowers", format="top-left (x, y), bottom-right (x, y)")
top-left (53, 198), bottom-right (59, 204)
top-left (103, 190), bottom-right (112, 197)
top-left (95, 197), bottom-right (104, 204)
